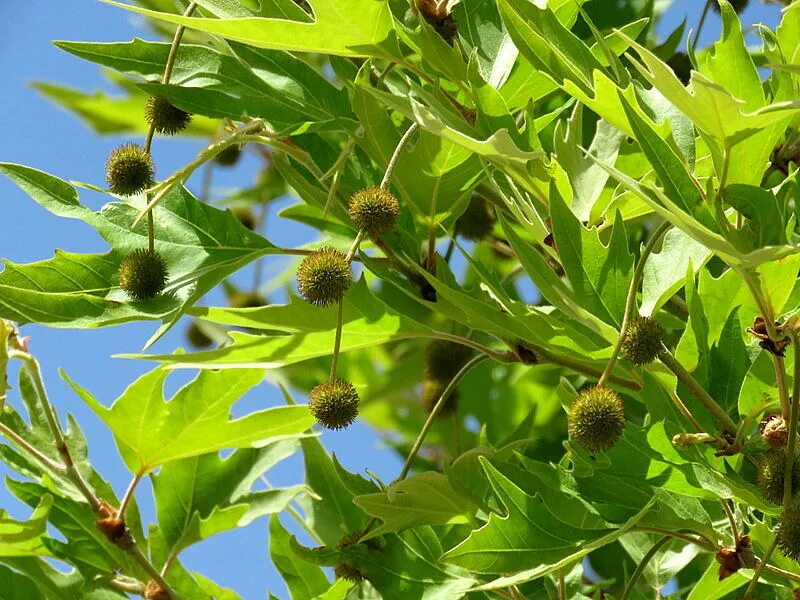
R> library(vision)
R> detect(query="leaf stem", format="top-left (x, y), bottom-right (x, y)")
top-left (0, 421), bottom-right (67, 473)
top-left (620, 537), bottom-right (670, 600)
top-left (722, 500), bottom-right (739, 544)
top-left (397, 354), bottom-right (487, 480)
top-left (557, 568), bottom-right (566, 600)
top-left (530, 344), bottom-right (642, 391)
top-left (329, 299), bottom-right (345, 383)
top-left (380, 122), bottom-right (418, 190)
top-left (117, 472), bottom-right (142, 519)
top-left (657, 344), bottom-right (738, 435)
top-left (598, 221), bottom-right (671, 387)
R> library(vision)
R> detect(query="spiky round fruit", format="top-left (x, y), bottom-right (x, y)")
top-left (455, 196), bottom-right (496, 241)
top-left (105, 144), bottom-right (154, 196)
top-left (231, 206), bottom-right (257, 230)
top-left (118, 249), bottom-right (168, 301)
top-left (334, 562), bottom-right (366, 582)
top-left (423, 340), bottom-right (474, 382)
top-left (309, 379), bottom-right (359, 430)
top-left (144, 96), bottom-right (191, 135)
top-left (229, 291), bottom-right (267, 309)
top-left (762, 415), bottom-right (788, 449)
top-left (622, 316), bottom-right (664, 366)
top-left (757, 450), bottom-right (800, 504)
top-left (568, 387), bottom-right (626, 453)
top-left (186, 321), bottom-right (213, 348)
top-left (712, 0), bottom-right (749, 13)
top-left (348, 187), bottom-right (400, 237)
top-left (421, 377), bottom-right (459, 416)
top-left (297, 248), bottom-right (352, 307)
top-left (778, 505), bottom-right (800, 560)
top-left (213, 143), bottom-right (242, 167)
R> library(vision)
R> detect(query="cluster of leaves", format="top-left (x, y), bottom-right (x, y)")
top-left (3, 0), bottom-right (800, 598)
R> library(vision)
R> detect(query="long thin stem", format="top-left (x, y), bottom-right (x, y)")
top-left (329, 300), bottom-right (345, 382)
top-left (693, 0), bottom-right (712, 51)
top-left (141, 1), bottom-right (197, 249)
top-left (775, 355), bottom-right (791, 421)
top-left (397, 354), bottom-right (487, 480)
top-left (275, 247), bottom-right (387, 263)
top-left (598, 221), bottom-right (671, 387)
top-left (380, 122), bottom-right (418, 190)
top-left (657, 344), bottom-right (738, 435)
top-left (557, 569), bottom-right (566, 600)
top-left (117, 473), bottom-right (142, 519)
top-left (633, 527), bottom-right (714, 551)
top-left (743, 537), bottom-right (779, 597)
top-left (722, 500), bottom-right (739, 544)
top-left (620, 537), bottom-right (670, 600)
top-left (0, 421), bottom-right (66, 473)
top-left (531, 344), bottom-right (642, 391)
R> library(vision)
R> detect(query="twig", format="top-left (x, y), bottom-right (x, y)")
top-left (721, 500), bottom-right (739, 544)
top-left (743, 537), bottom-right (779, 597)
top-left (117, 473), bottom-right (143, 519)
top-left (129, 545), bottom-right (180, 599)
top-left (531, 344), bottom-right (641, 391)
top-left (380, 122), bottom-right (419, 190)
top-left (783, 328), bottom-right (800, 509)
top-left (657, 344), bottom-right (738, 435)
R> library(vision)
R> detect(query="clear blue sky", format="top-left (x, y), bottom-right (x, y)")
top-left (0, 1), bottom-right (783, 598)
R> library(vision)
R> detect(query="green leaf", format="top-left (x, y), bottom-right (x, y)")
top-left (270, 515), bottom-right (330, 600)
top-left (725, 184), bottom-right (786, 249)
top-left (0, 164), bottom-right (279, 344)
top-left (708, 308), bottom-right (752, 414)
top-left (0, 495), bottom-right (53, 557)
top-left (641, 228), bottom-right (711, 317)
top-left (0, 564), bottom-right (47, 600)
top-left (353, 472), bottom-right (476, 540)
top-left (298, 437), bottom-right (378, 546)
top-left (102, 0), bottom-right (397, 58)
top-left (153, 440), bottom-right (304, 554)
top-left (63, 365), bottom-right (314, 474)
top-left (7, 480), bottom-right (143, 579)
top-left (550, 187), bottom-right (633, 327)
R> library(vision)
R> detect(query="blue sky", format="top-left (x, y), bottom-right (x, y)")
top-left (0, 1), bottom-right (785, 598)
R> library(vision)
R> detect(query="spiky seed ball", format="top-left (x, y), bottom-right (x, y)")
top-left (214, 144), bottom-right (242, 167)
top-left (186, 321), bottom-right (213, 348)
top-left (118, 249), bottom-right (168, 301)
top-left (229, 291), bottom-right (267, 309)
top-left (757, 450), bottom-right (800, 504)
top-left (622, 316), bottom-right (664, 366)
top-left (105, 144), bottom-right (154, 196)
top-left (778, 505), bottom-right (800, 560)
top-left (421, 377), bottom-right (459, 416)
top-left (308, 379), bottom-right (359, 430)
top-left (231, 206), bottom-right (257, 230)
top-left (348, 187), bottom-right (400, 237)
top-left (297, 248), bottom-right (352, 307)
top-left (423, 340), bottom-right (474, 382)
top-left (568, 387), bottom-right (626, 453)
top-left (762, 415), bottom-right (788, 449)
top-left (455, 196), bottom-right (496, 241)
top-left (144, 96), bottom-right (191, 135)
top-left (712, 0), bottom-right (749, 13)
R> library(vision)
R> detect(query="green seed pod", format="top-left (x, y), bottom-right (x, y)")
top-left (622, 316), bottom-right (664, 366)
top-left (455, 196), bottom-right (496, 241)
top-left (214, 143), bottom-right (242, 167)
top-left (568, 387), bottom-right (626, 453)
top-left (777, 505), bottom-right (800, 561)
top-left (308, 379), bottom-right (359, 430)
top-left (144, 96), bottom-right (191, 135)
top-left (229, 291), bottom-right (267, 309)
top-left (186, 321), bottom-right (213, 348)
top-left (118, 249), bottom-right (168, 301)
top-left (423, 340), bottom-right (473, 382)
top-left (757, 450), bottom-right (800, 504)
top-left (105, 144), bottom-right (154, 196)
top-left (297, 248), bottom-right (352, 307)
top-left (712, 0), bottom-right (748, 13)
top-left (348, 187), bottom-right (400, 237)
top-left (334, 562), bottom-right (366, 582)
top-left (230, 206), bottom-right (257, 231)
top-left (421, 377), bottom-right (459, 416)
